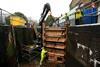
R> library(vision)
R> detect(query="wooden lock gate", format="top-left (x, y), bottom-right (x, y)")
top-left (42, 22), bottom-right (69, 64)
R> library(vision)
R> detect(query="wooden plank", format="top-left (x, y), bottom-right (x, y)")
top-left (45, 32), bottom-right (66, 37)
top-left (48, 52), bottom-right (65, 63)
top-left (45, 44), bottom-right (55, 48)
top-left (55, 44), bottom-right (66, 49)
top-left (45, 44), bottom-right (66, 49)
top-left (45, 38), bottom-right (66, 43)
top-left (45, 27), bottom-right (66, 31)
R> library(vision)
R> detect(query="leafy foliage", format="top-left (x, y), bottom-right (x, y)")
top-left (14, 12), bottom-right (28, 23)
top-left (46, 15), bottom-right (54, 26)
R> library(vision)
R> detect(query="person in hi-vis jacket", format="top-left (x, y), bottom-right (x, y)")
top-left (40, 47), bottom-right (47, 66)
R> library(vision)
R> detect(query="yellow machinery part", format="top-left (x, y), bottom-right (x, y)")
top-left (10, 16), bottom-right (26, 26)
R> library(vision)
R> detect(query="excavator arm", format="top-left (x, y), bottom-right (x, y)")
top-left (39, 3), bottom-right (51, 25)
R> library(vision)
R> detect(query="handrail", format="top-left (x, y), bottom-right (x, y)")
top-left (0, 8), bottom-right (12, 15)
top-left (68, 10), bottom-right (100, 17)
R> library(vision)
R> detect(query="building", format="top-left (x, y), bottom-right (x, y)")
top-left (68, 0), bottom-right (99, 25)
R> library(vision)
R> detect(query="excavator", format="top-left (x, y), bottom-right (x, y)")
top-left (35, 3), bottom-right (51, 47)
top-left (38, 3), bottom-right (51, 66)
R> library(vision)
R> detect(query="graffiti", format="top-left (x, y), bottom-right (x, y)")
top-left (90, 59), bottom-right (100, 67)
top-left (77, 43), bottom-right (100, 67)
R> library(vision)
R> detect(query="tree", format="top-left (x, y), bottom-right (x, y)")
top-left (14, 12), bottom-right (28, 23)
top-left (46, 15), bottom-right (55, 26)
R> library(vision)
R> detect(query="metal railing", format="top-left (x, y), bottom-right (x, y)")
top-left (0, 8), bottom-right (29, 25)
top-left (68, 0), bottom-right (100, 17)
top-left (0, 8), bottom-right (12, 25)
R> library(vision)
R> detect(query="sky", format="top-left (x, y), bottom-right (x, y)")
top-left (0, 0), bottom-right (72, 21)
